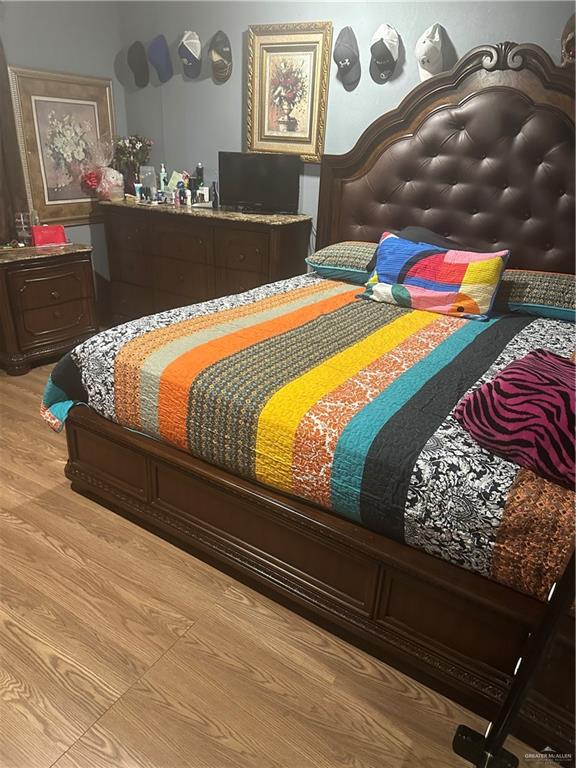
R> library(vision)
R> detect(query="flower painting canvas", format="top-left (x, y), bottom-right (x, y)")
top-left (265, 52), bottom-right (313, 140)
top-left (247, 23), bottom-right (332, 162)
top-left (33, 97), bottom-right (100, 203)
top-left (9, 68), bottom-right (114, 225)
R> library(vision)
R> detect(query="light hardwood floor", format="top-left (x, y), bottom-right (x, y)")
top-left (0, 365), bottom-right (536, 768)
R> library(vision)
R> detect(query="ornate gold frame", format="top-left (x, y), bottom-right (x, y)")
top-left (246, 21), bottom-right (332, 163)
top-left (8, 67), bottom-right (115, 225)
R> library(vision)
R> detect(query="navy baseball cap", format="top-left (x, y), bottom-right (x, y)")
top-left (148, 34), bottom-right (173, 83)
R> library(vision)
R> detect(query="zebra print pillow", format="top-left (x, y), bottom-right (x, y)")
top-left (454, 349), bottom-right (575, 489)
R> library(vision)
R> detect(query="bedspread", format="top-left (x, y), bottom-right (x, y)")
top-left (43, 274), bottom-right (575, 599)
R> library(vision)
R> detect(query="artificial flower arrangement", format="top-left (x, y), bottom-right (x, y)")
top-left (113, 134), bottom-right (154, 170)
top-left (111, 134), bottom-right (154, 194)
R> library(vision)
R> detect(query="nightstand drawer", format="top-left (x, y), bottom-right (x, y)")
top-left (16, 299), bottom-right (93, 349)
top-left (8, 262), bottom-right (89, 310)
top-left (215, 229), bottom-right (268, 273)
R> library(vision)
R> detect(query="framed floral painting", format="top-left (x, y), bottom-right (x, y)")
top-left (9, 67), bottom-right (115, 225)
top-left (247, 22), bottom-right (332, 163)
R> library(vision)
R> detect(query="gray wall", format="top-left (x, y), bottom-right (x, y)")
top-left (117, 1), bottom-right (573, 237)
top-left (0, 1), bottom-right (127, 279)
top-left (2, 1), bottom-right (572, 275)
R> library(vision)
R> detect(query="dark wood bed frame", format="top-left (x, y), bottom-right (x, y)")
top-left (64, 43), bottom-right (575, 754)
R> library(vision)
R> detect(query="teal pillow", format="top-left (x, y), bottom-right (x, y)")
top-left (306, 241), bottom-right (377, 285)
top-left (495, 270), bottom-right (575, 322)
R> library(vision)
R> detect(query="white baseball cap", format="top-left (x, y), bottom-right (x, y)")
top-left (415, 23), bottom-right (445, 81)
top-left (370, 24), bottom-right (400, 84)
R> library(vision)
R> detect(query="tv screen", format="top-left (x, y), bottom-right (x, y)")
top-left (218, 151), bottom-right (301, 214)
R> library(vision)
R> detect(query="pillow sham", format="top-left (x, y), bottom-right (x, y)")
top-left (454, 349), bottom-right (575, 489)
top-left (306, 241), bottom-right (377, 285)
top-left (495, 269), bottom-right (575, 322)
top-left (394, 227), bottom-right (575, 322)
top-left (363, 231), bottom-right (509, 319)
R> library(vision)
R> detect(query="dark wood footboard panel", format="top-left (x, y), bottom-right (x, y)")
top-left (64, 406), bottom-right (574, 754)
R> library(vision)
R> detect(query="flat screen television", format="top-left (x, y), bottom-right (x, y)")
top-left (218, 151), bottom-right (301, 214)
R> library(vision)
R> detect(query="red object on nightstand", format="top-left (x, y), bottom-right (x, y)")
top-left (32, 225), bottom-right (67, 246)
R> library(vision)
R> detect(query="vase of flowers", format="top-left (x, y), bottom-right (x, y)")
top-left (112, 135), bottom-right (153, 193)
top-left (270, 60), bottom-right (306, 133)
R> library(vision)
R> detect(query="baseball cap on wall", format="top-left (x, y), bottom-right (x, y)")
top-left (148, 34), bottom-right (173, 83)
top-left (127, 41), bottom-right (149, 88)
top-left (369, 24), bottom-right (400, 84)
top-left (179, 31), bottom-right (202, 79)
top-left (209, 30), bottom-right (232, 83)
top-left (415, 23), bottom-right (446, 81)
top-left (333, 26), bottom-right (361, 91)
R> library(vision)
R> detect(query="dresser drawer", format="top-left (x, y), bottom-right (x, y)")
top-left (110, 282), bottom-right (152, 321)
top-left (217, 269), bottom-right (268, 297)
top-left (154, 291), bottom-right (192, 313)
top-left (16, 299), bottom-right (94, 349)
top-left (8, 262), bottom-right (90, 310)
top-left (154, 256), bottom-right (215, 302)
top-left (109, 249), bottom-right (152, 287)
top-left (106, 211), bottom-right (148, 252)
top-left (215, 229), bottom-right (268, 273)
top-left (152, 220), bottom-right (212, 263)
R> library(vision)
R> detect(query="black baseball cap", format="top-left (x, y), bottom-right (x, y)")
top-left (333, 27), bottom-right (360, 91)
top-left (209, 30), bottom-right (232, 83)
top-left (127, 41), bottom-right (149, 88)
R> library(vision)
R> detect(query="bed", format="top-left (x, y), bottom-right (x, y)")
top-left (50, 42), bottom-right (574, 753)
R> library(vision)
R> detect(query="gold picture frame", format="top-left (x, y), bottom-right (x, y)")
top-left (247, 21), bottom-right (332, 163)
top-left (9, 67), bottom-right (115, 225)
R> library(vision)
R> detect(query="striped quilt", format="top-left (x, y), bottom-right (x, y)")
top-left (43, 274), bottom-right (575, 600)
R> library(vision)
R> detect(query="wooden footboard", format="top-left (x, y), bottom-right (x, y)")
top-left (64, 406), bottom-right (574, 754)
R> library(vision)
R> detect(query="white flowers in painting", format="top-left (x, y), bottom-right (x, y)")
top-left (46, 110), bottom-right (92, 170)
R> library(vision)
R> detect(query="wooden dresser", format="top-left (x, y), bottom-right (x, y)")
top-left (0, 244), bottom-right (97, 375)
top-left (101, 201), bottom-right (312, 324)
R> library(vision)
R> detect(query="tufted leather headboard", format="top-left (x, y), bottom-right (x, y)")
top-left (317, 43), bottom-right (575, 273)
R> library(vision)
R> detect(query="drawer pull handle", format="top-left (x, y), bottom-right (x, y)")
top-left (179, 274), bottom-right (185, 282)
top-left (255, 248), bottom-right (261, 256)
top-left (238, 253), bottom-right (246, 262)
top-left (197, 239), bottom-right (204, 246)
top-left (51, 290), bottom-right (60, 300)
top-left (53, 310), bottom-right (62, 319)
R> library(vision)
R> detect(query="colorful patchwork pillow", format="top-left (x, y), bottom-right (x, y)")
top-left (495, 270), bottom-right (575, 322)
top-left (306, 241), bottom-right (377, 285)
top-left (363, 232), bottom-right (509, 319)
top-left (454, 349), bottom-right (575, 489)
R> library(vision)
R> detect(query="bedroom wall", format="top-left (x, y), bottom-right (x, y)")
top-left (117, 0), bottom-right (573, 242)
top-left (0, 0), bottom-right (127, 280)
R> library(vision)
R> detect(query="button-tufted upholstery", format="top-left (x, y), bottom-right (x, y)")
top-left (339, 90), bottom-right (574, 273)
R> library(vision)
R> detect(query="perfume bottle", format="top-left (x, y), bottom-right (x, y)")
top-left (195, 162), bottom-right (204, 185)
top-left (159, 163), bottom-right (168, 193)
top-left (211, 181), bottom-right (219, 209)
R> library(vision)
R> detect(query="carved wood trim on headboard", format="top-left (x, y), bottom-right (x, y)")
top-left (316, 43), bottom-right (575, 274)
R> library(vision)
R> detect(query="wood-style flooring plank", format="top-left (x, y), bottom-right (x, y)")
top-left (1, 366), bottom-right (536, 768)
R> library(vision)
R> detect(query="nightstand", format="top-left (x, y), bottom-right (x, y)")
top-left (0, 243), bottom-right (98, 375)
